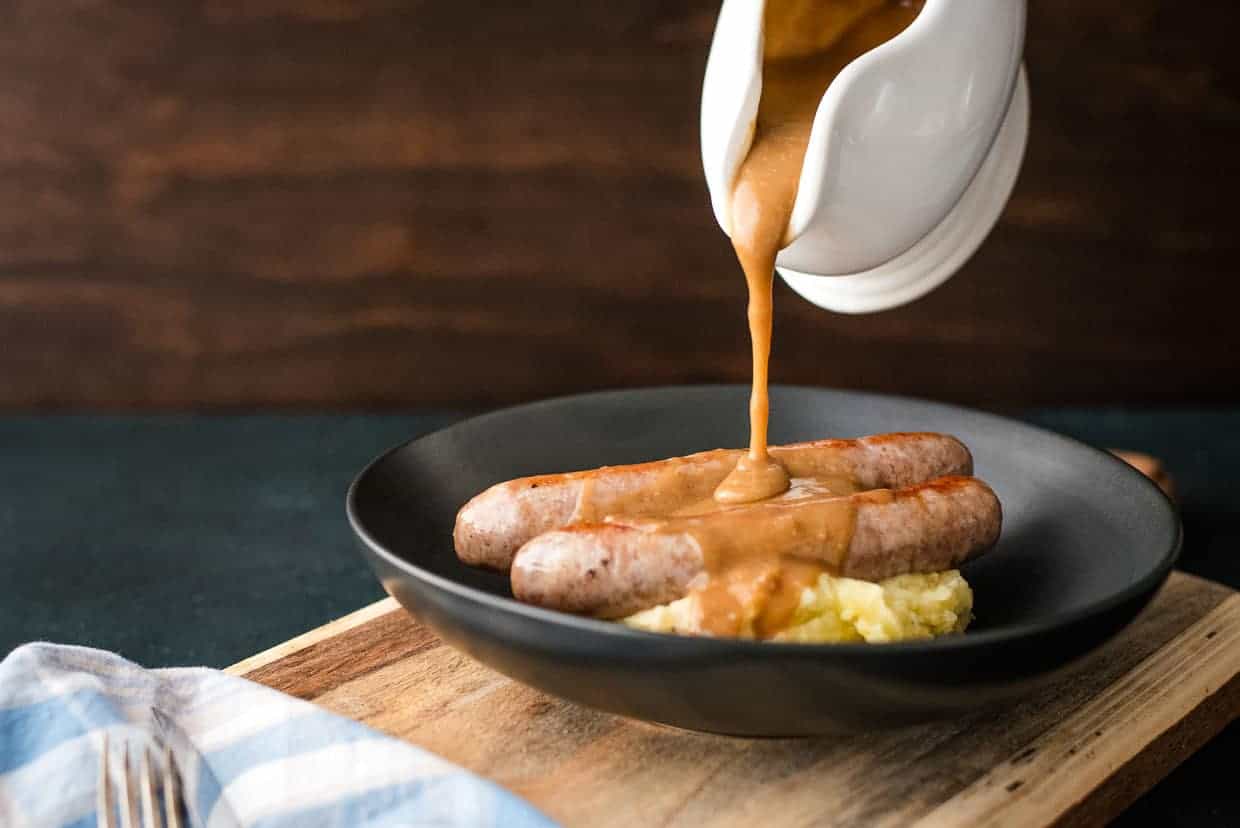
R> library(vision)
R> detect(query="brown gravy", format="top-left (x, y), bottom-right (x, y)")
top-left (714, 0), bottom-right (923, 508)
top-left (695, 0), bottom-right (923, 635)
top-left (573, 1), bottom-right (924, 637)
top-left (612, 475), bottom-right (863, 636)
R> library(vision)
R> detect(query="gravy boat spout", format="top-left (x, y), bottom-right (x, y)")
top-left (702, 0), bottom-right (1029, 313)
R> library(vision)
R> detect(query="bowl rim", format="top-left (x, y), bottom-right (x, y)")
top-left (346, 384), bottom-right (1181, 658)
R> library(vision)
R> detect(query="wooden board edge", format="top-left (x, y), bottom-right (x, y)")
top-left (225, 596), bottom-right (400, 676)
top-left (914, 592), bottom-right (1240, 827)
top-left (1055, 670), bottom-right (1240, 827)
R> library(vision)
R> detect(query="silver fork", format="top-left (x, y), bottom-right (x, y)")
top-left (97, 732), bottom-right (185, 828)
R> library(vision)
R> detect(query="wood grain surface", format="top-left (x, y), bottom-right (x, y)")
top-left (233, 572), bottom-right (1240, 827)
top-left (2, 1), bottom-right (1237, 409)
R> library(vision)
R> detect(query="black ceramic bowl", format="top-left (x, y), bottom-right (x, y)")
top-left (348, 386), bottom-right (1180, 735)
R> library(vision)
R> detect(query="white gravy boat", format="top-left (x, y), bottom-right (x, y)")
top-left (701, 0), bottom-right (1028, 313)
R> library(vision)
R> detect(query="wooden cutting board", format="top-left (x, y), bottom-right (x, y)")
top-left (228, 572), bottom-right (1240, 827)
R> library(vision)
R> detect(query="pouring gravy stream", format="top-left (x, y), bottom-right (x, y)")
top-left (688, 0), bottom-right (926, 635)
top-left (715, 0), bottom-right (924, 506)
top-left (572, 0), bottom-right (926, 636)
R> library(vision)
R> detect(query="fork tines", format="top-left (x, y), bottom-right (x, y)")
top-left (97, 732), bottom-right (184, 828)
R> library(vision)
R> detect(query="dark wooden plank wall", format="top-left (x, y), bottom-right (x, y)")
top-left (1, 1), bottom-right (1236, 409)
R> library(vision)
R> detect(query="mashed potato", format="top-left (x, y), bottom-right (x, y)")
top-left (622, 570), bottom-right (972, 643)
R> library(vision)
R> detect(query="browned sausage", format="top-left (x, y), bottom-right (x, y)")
top-left (510, 476), bottom-right (1001, 619)
top-left (455, 432), bottom-right (973, 570)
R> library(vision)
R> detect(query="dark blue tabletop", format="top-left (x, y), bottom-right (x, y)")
top-left (1, 408), bottom-right (1235, 824)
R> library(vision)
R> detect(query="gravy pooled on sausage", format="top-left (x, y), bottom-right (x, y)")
top-left (511, 476), bottom-right (1001, 631)
top-left (455, 433), bottom-right (973, 571)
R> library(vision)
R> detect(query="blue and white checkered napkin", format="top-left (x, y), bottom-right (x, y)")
top-left (0, 643), bottom-right (557, 828)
